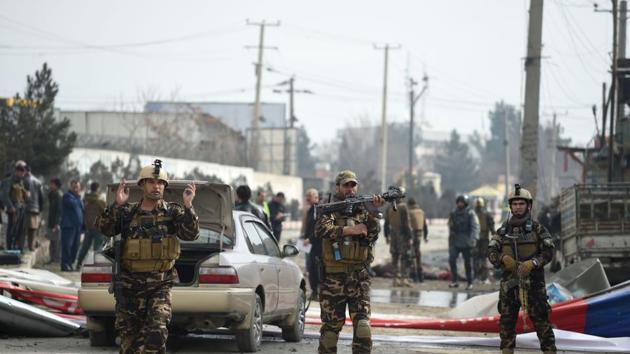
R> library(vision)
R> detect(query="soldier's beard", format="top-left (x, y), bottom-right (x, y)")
top-left (144, 191), bottom-right (163, 200)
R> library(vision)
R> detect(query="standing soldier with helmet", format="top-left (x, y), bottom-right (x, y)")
top-left (407, 198), bottom-right (428, 283)
top-left (315, 170), bottom-right (384, 354)
top-left (1, 161), bottom-right (29, 251)
top-left (384, 199), bottom-right (412, 287)
top-left (447, 195), bottom-right (479, 289)
top-left (488, 184), bottom-right (556, 354)
top-left (98, 160), bottom-right (199, 354)
top-left (473, 197), bottom-right (495, 283)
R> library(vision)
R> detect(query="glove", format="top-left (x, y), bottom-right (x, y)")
top-left (517, 259), bottom-right (536, 278)
top-left (501, 255), bottom-right (516, 272)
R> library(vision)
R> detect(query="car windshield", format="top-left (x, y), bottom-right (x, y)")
top-left (180, 227), bottom-right (233, 248)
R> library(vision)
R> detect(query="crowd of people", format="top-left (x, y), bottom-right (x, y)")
top-left (0, 160), bottom-right (107, 271)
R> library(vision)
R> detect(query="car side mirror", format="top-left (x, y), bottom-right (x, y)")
top-left (282, 244), bottom-right (299, 258)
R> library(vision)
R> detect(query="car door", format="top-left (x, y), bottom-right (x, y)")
top-left (242, 219), bottom-right (279, 314)
top-left (252, 222), bottom-right (295, 312)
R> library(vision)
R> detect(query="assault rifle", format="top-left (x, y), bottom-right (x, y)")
top-left (314, 186), bottom-right (405, 219)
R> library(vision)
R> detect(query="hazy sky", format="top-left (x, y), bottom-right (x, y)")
top-left (0, 0), bottom-right (611, 146)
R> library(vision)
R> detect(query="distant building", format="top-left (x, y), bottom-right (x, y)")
top-left (56, 110), bottom-right (247, 166)
top-left (145, 101), bottom-right (298, 176)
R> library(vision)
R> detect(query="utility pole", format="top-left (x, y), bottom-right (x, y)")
top-left (246, 19), bottom-right (280, 170)
top-left (273, 76), bottom-right (312, 175)
top-left (550, 113), bottom-right (558, 197)
top-left (504, 110), bottom-right (511, 211)
top-left (407, 74), bottom-right (428, 196)
top-left (519, 0), bottom-right (544, 199)
top-left (374, 44), bottom-right (400, 191)
top-left (610, 0), bottom-right (619, 182)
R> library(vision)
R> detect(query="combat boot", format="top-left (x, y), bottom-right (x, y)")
top-left (401, 278), bottom-right (413, 288)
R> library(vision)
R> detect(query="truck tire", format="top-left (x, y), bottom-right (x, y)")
top-left (88, 317), bottom-right (116, 347)
top-left (236, 294), bottom-right (263, 352)
top-left (281, 289), bottom-right (305, 342)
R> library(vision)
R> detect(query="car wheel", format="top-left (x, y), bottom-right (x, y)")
top-left (236, 294), bottom-right (263, 352)
top-left (88, 317), bottom-right (116, 347)
top-left (281, 288), bottom-right (305, 342)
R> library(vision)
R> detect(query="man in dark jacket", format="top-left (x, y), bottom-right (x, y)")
top-left (301, 188), bottom-right (321, 299)
top-left (22, 166), bottom-right (44, 252)
top-left (47, 178), bottom-right (63, 263)
top-left (75, 182), bottom-right (107, 268)
top-left (447, 195), bottom-right (480, 289)
top-left (234, 185), bottom-right (271, 228)
top-left (60, 180), bottom-right (84, 271)
top-left (269, 192), bottom-right (287, 242)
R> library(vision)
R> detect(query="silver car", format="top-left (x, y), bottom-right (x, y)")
top-left (79, 181), bottom-right (306, 352)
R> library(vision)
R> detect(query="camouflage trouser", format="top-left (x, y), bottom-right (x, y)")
top-left (498, 280), bottom-right (556, 352)
top-left (115, 285), bottom-right (172, 354)
top-left (389, 232), bottom-right (411, 277)
top-left (473, 238), bottom-right (489, 281)
top-left (411, 231), bottom-right (423, 277)
top-left (319, 268), bottom-right (371, 354)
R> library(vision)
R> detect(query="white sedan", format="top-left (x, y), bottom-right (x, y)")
top-left (79, 181), bottom-right (306, 352)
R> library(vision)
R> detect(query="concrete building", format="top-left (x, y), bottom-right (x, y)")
top-left (145, 101), bottom-right (298, 176)
top-left (56, 110), bottom-right (247, 166)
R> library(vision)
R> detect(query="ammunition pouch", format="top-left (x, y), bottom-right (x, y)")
top-left (322, 237), bottom-right (369, 267)
top-left (122, 236), bottom-right (180, 272)
top-left (10, 183), bottom-right (27, 204)
top-left (500, 229), bottom-right (540, 262)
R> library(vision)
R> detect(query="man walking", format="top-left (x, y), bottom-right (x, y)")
top-left (447, 195), bottom-right (479, 290)
top-left (22, 166), bottom-right (44, 253)
top-left (1, 161), bottom-right (29, 251)
top-left (47, 178), bottom-right (63, 263)
top-left (75, 182), bottom-right (107, 268)
top-left (384, 200), bottom-right (412, 287)
top-left (60, 180), bottom-right (84, 271)
top-left (301, 188), bottom-right (321, 299)
top-left (316, 170), bottom-right (384, 354)
top-left (488, 184), bottom-right (556, 354)
top-left (407, 198), bottom-right (428, 282)
top-left (99, 160), bottom-right (199, 354)
top-left (473, 197), bottom-right (495, 282)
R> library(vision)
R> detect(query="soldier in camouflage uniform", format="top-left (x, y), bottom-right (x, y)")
top-left (488, 184), bottom-right (556, 354)
top-left (384, 201), bottom-right (412, 287)
top-left (315, 170), bottom-right (384, 354)
top-left (99, 160), bottom-right (199, 354)
top-left (473, 197), bottom-right (495, 282)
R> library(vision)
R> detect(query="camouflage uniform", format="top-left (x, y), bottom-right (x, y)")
top-left (473, 206), bottom-right (495, 281)
top-left (488, 215), bottom-right (556, 354)
top-left (407, 200), bottom-right (428, 282)
top-left (384, 202), bottom-right (412, 283)
top-left (99, 199), bottom-right (199, 354)
top-left (316, 196), bottom-right (380, 354)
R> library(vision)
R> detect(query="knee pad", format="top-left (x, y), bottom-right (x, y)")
top-left (320, 330), bottom-right (339, 347)
top-left (355, 319), bottom-right (371, 338)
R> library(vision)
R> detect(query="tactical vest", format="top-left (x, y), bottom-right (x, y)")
top-left (408, 208), bottom-right (425, 231)
top-left (498, 220), bottom-right (540, 261)
top-left (386, 204), bottom-right (406, 232)
top-left (476, 210), bottom-right (488, 232)
top-left (121, 207), bottom-right (181, 273)
top-left (10, 182), bottom-right (27, 204)
top-left (452, 209), bottom-right (471, 234)
top-left (321, 213), bottom-right (370, 268)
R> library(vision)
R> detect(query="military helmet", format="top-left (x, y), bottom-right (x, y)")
top-left (335, 170), bottom-right (358, 186)
top-left (137, 159), bottom-right (168, 187)
top-left (474, 197), bottom-right (485, 208)
top-left (455, 194), bottom-right (469, 206)
top-left (508, 184), bottom-right (532, 203)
